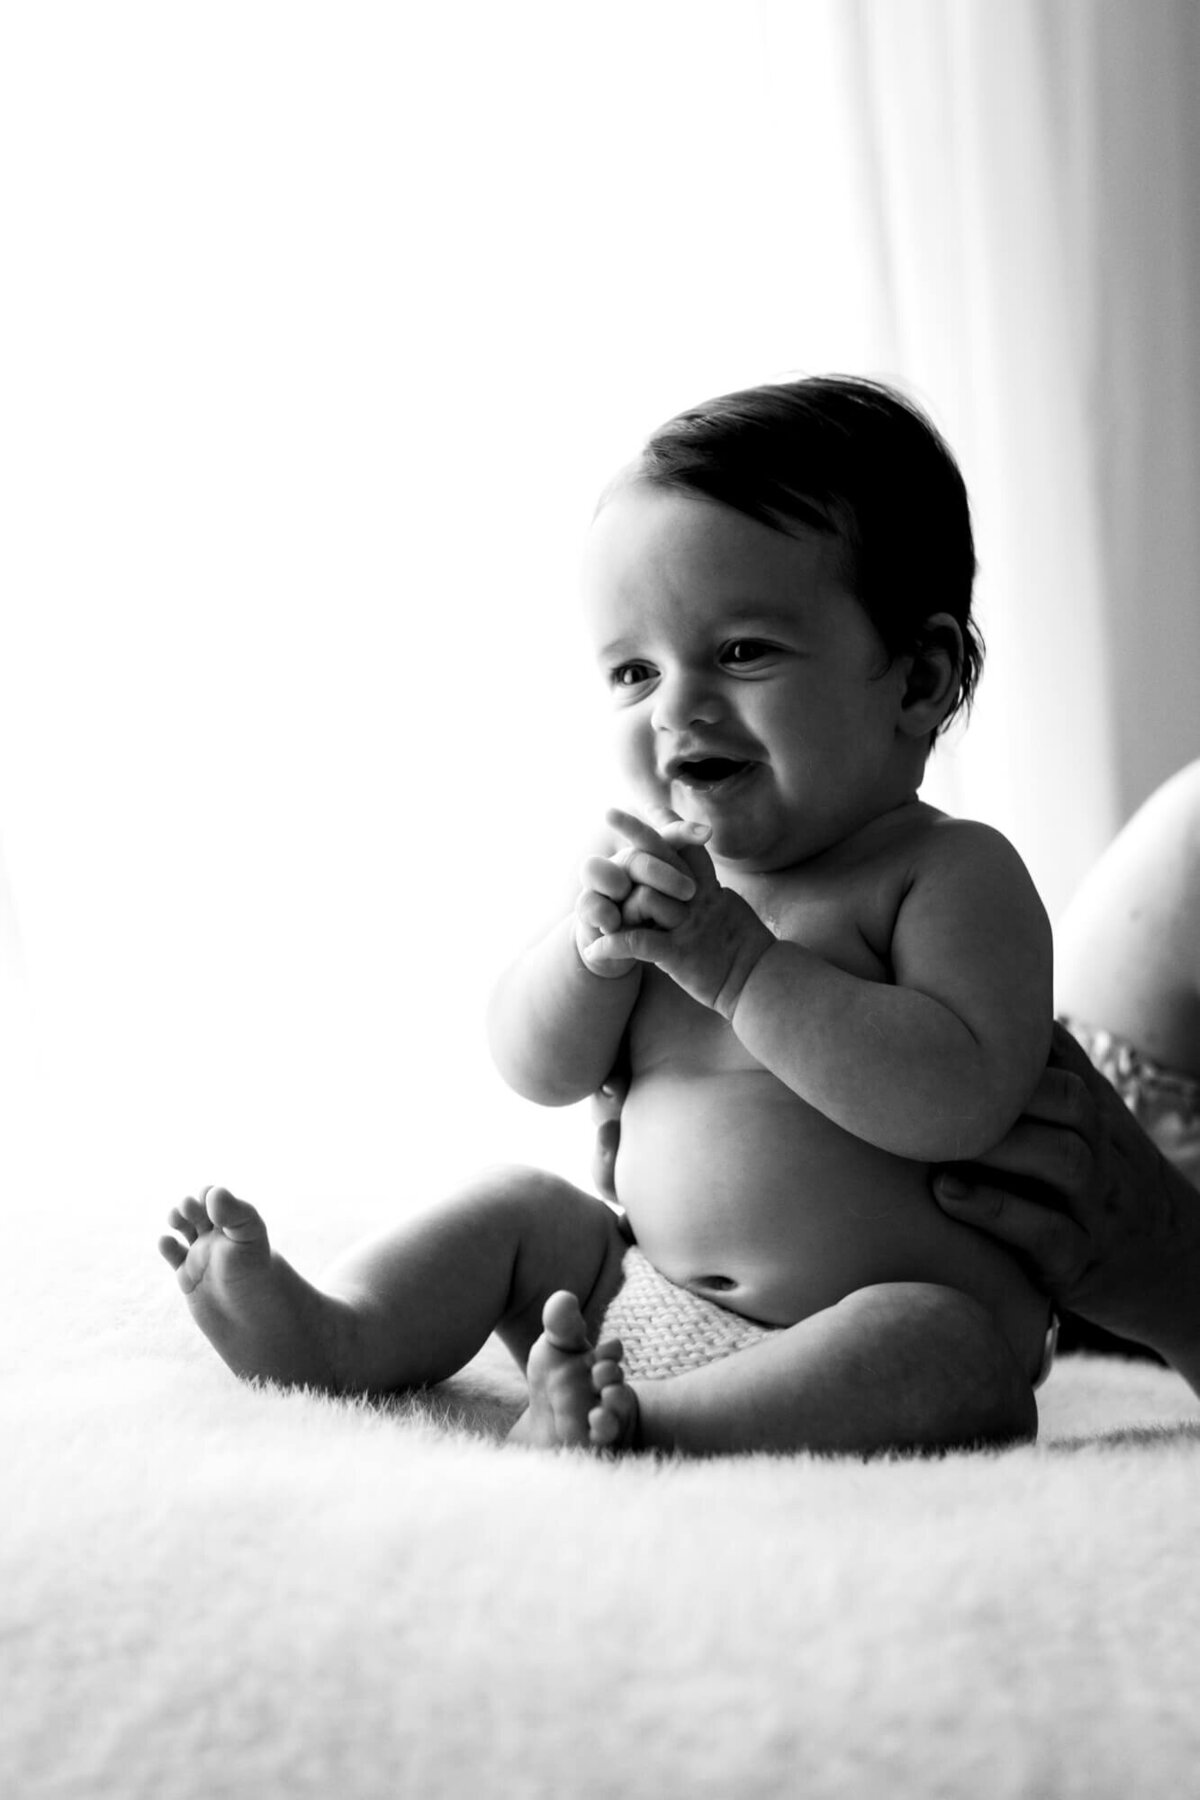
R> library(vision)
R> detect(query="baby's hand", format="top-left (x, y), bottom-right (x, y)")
top-left (587, 807), bottom-right (775, 1015)
top-left (575, 807), bottom-right (708, 979)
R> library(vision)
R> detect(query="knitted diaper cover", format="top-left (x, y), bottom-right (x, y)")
top-left (597, 1245), bottom-right (776, 1381)
top-left (601, 1243), bottom-right (1060, 1390)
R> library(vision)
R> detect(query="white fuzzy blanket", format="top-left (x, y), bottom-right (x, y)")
top-left (7, 1203), bottom-right (1200, 1800)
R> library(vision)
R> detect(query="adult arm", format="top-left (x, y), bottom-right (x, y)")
top-left (931, 1023), bottom-right (1200, 1396)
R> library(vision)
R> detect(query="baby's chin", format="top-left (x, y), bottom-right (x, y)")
top-left (684, 806), bottom-right (795, 872)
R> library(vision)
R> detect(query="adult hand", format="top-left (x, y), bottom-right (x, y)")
top-left (931, 1022), bottom-right (1200, 1393)
top-left (590, 1068), bottom-right (628, 1202)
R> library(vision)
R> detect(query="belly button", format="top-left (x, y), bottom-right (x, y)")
top-left (693, 1274), bottom-right (736, 1293)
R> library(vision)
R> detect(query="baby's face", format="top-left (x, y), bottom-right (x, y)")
top-left (581, 482), bottom-right (917, 872)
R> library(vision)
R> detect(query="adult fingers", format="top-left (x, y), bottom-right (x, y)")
top-left (596, 1065), bottom-right (630, 1105)
top-left (943, 1114), bottom-right (1096, 1214)
top-left (590, 1086), bottom-right (624, 1124)
top-left (931, 1176), bottom-right (1088, 1293)
top-left (1029, 1024), bottom-right (1109, 1143)
top-left (591, 1117), bottom-right (620, 1201)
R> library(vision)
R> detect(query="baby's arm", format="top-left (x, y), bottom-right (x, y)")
top-left (732, 823), bottom-right (1053, 1160)
top-left (487, 818), bottom-right (700, 1105)
top-left (594, 813), bottom-right (1052, 1161)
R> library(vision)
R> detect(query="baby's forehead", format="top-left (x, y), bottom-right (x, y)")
top-left (581, 491), bottom-right (864, 659)
top-left (585, 478), bottom-right (848, 594)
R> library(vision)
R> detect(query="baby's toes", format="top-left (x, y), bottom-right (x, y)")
top-left (591, 1354), bottom-right (625, 1395)
top-left (173, 1195), bottom-right (214, 1240)
top-left (542, 1290), bottom-right (590, 1354)
top-left (157, 1232), bottom-right (187, 1270)
top-left (589, 1378), bottom-right (638, 1451)
top-left (201, 1186), bottom-right (270, 1247)
top-left (589, 1351), bottom-right (637, 1450)
top-left (159, 1195), bottom-right (212, 1265)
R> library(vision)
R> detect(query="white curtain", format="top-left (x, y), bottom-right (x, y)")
top-left (845, 0), bottom-right (1200, 918)
top-left (3, 2), bottom-right (1198, 1221)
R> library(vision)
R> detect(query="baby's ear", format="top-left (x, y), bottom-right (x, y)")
top-left (897, 613), bottom-right (964, 738)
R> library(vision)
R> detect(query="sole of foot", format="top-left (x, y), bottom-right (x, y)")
top-left (158, 1184), bottom-right (339, 1388)
top-left (509, 1290), bottom-right (639, 1451)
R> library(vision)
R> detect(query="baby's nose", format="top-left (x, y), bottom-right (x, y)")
top-left (650, 668), bottom-right (724, 732)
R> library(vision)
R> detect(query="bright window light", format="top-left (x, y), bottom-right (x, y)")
top-left (2, 4), bottom-right (890, 1217)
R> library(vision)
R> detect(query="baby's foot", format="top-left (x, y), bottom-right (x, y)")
top-left (157, 1185), bottom-right (352, 1389)
top-left (509, 1291), bottom-right (639, 1452)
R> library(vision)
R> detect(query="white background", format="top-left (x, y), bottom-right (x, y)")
top-left (2, 4), bottom-right (892, 1218)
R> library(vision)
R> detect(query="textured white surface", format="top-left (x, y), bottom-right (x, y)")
top-left (6, 1207), bottom-right (1200, 1799)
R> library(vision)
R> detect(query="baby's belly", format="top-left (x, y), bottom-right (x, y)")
top-left (615, 1070), bottom-right (1049, 1373)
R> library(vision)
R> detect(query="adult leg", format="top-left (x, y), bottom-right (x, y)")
top-left (1056, 759), bottom-right (1200, 1079)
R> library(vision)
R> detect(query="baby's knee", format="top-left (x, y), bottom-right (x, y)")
top-left (457, 1162), bottom-right (587, 1218)
top-left (448, 1165), bottom-right (620, 1256)
top-left (841, 1282), bottom-right (1037, 1448)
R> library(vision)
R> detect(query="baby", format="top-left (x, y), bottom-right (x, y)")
top-left (160, 376), bottom-right (1055, 1455)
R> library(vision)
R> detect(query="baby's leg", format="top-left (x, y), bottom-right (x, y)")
top-left (554, 1280), bottom-right (1036, 1457)
top-left (158, 1167), bottom-right (626, 1395)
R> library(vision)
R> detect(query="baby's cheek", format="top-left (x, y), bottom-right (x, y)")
top-left (613, 718), bottom-right (659, 790)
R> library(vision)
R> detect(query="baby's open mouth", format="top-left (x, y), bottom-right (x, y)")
top-left (673, 758), bottom-right (754, 786)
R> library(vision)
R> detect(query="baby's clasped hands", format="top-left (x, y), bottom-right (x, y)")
top-left (574, 805), bottom-right (701, 980)
top-left (582, 806), bottom-right (775, 1017)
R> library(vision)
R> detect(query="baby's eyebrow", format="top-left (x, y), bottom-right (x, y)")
top-left (596, 637), bottom-right (643, 662)
top-left (719, 601), bottom-right (804, 628)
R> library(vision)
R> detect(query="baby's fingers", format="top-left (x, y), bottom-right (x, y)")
top-left (619, 848), bottom-right (696, 902)
top-left (581, 854), bottom-right (634, 903)
top-left (607, 805), bottom-right (708, 858)
top-left (622, 884), bottom-right (688, 931)
top-left (576, 890), bottom-right (624, 937)
top-left (606, 807), bottom-right (707, 895)
top-left (582, 847), bottom-right (694, 904)
top-left (641, 799), bottom-right (712, 844)
top-left (587, 927), bottom-right (664, 968)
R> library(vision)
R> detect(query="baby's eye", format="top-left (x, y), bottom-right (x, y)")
top-left (609, 661), bottom-right (655, 689)
top-left (721, 639), bottom-right (776, 667)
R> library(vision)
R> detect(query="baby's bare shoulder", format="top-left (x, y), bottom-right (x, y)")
top-left (803, 805), bottom-right (1025, 911)
top-left (905, 811), bottom-right (1037, 889)
top-left (894, 812), bottom-right (1051, 984)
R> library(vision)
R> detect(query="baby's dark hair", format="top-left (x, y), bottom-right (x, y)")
top-left (612, 375), bottom-right (982, 737)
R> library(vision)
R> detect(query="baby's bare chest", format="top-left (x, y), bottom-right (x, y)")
top-left (630, 873), bottom-right (900, 1070)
